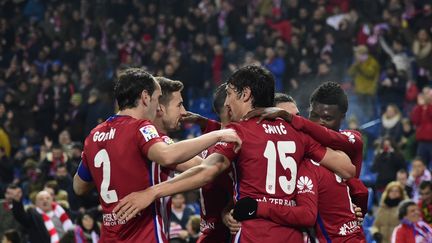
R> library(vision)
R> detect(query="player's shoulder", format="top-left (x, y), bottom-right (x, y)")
top-left (339, 129), bottom-right (363, 144)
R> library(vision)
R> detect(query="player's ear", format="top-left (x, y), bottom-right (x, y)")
top-left (242, 87), bottom-right (252, 102)
top-left (157, 104), bottom-right (166, 117)
top-left (141, 90), bottom-right (150, 106)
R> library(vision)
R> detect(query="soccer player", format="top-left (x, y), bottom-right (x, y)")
top-left (197, 83), bottom-right (233, 243)
top-left (113, 66), bottom-right (355, 242)
top-left (240, 82), bottom-right (367, 242)
top-left (72, 68), bottom-right (241, 242)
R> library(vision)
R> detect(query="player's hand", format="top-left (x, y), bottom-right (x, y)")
top-left (233, 197), bottom-right (257, 221)
top-left (222, 209), bottom-right (241, 234)
top-left (216, 128), bottom-right (242, 153)
top-left (353, 204), bottom-right (363, 224)
top-left (181, 111), bottom-right (208, 125)
top-left (242, 107), bottom-right (293, 123)
top-left (113, 189), bottom-right (154, 221)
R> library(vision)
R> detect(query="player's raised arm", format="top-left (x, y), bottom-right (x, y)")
top-left (147, 128), bottom-right (241, 167)
top-left (113, 152), bottom-right (232, 221)
top-left (320, 148), bottom-right (355, 179)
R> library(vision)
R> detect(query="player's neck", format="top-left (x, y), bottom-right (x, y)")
top-left (153, 118), bottom-right (167, 134)
top-left (118, 108), bottom-right (147, 120)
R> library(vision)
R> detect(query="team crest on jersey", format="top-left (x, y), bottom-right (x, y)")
top-left (139, 125), bottom-right (159, 142)
top-left (296, 176), bottom-right (314, 194)
top-left (162, 136), bottom-right (174, 145)
top-left (341, 131), bottom-right (356, 144)
top-left (201, 149), bottom-right (208, 159)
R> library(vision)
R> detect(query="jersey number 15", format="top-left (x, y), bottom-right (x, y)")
top-left (264, 141), bottom-right (297, 195)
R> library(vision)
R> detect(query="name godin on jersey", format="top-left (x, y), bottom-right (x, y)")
top-left (296, 176), bottom-right (314, 194)
top-left (93, 128), bottom-right (116, 142)
top-left (140, 125), bottom-right (159, 142)
top-left (262, 123), bottom-right (287, 135)
top-left (338, 220), bottom-right (361, 236)
top-left (340, 131), bottom-right (356, 144)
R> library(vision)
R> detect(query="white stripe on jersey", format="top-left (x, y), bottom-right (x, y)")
top-left (232, 162), bottom-right (240, 201)
top-left (234, 228), bottom-right (242, 243)
top-left (199, 188), bottom-right (206, 216)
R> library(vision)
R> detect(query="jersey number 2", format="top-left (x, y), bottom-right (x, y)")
top-left (94, 149), bottom-right (118, 204)
top-left (264, 141), bottom-right (297, 195)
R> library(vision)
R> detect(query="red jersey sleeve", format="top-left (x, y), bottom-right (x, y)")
top-left (256, 160), bottom-right (318, 227)
top-left (212, 123), bottom-right (241, 162)
top-left (202, 119), bottom-right (221, 134)
top-left (292, 116), bottom-right (363, 177)
top-left (136, 121), bottom-right (164, 155)
top-left (302, 134), bottom-right (326, 163)
top-left (291, 116), bottom-right (363, 157)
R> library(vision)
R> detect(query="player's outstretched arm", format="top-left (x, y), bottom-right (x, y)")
top-left (148, 128), bottom-right (241, 167)
top-left (320, 148), bottom-right (355, 179)
top-left (113, 153), bottom-right (231, 221)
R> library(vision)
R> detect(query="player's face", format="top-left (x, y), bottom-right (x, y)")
top-left (161, 91), bottom-right (187, 132)
top-left (224, 84), bottom-right (243, 122)
top-left (309, 102), bottom-right (344, 131)
top-left (276, 102), bottom-right (300, 115)
top-left (148, 82), bottom-right (162, 121)
top-left (405, 205), bottom-right (421, 223)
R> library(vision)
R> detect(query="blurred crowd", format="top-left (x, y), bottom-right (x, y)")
top-left (0, 0), bottom-right (432, 242)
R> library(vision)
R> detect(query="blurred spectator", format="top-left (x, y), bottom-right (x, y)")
top-left (372, 137), bottom-right (406, 199)
top-left (398, 118), bottom-right (417, 162)
top-left (410, 87), bottom-right (432, 169)
top-left (1, 229), bottom-right (21, 243)
top-left (0, 147), bottom-right (13, 191)
top-left (408, 157), bottom-right (432, 202)
top-left (371, 181), bottom-right (409, 243)
top-left (348, 45), bottom-right (380, 122)
top-left (380, 104), bottom-right (403, 143)
top-left (39, 144), bottom-right (69, 181)
top-left (379, 36), bottom-right (413, 80)
top-left (12, 190), bottom-right (74, 243)
top-left (418, 181), bottom-right (432, 226)
top-left (264, 47), bottom-right (285, 91)
top-left (412, 29), bottom-right (432, 81)
top-left (378, 63), bottom-right (407, 111)
top-left (396, 169), bottom-right (414, 198)
top-left (171, 193), bottom-right (195, 230)
top-left (185, 215), bottom-right (200, 243)
top-left (0, 184), bottom-right (23, 240)
top-left (74, 212), bottom-right (100, 243)
top-left (391, 200), bottom-right (432, 242)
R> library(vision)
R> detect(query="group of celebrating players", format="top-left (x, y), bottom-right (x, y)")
top-left (72, 65), bottom-right (369, 242)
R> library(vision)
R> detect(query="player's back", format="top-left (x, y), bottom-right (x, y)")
top-left (83, 115), bottom-right (166, 242)
top-left (311, 161), bottom-right (365, 242)
top-left (215, 118), bottom-right (326, 243)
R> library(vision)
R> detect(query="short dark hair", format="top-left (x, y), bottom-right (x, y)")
top-left (310, 81), bottom-right (348, 114)
top-left (398, 199), bottom-right (416, 220)
top-left (412, 156), bottom-right (426, 166)
top-left (115, 68), bottom-right (157, 110)
top-left (227, 65), bottom-right (274, 108)
top-left (213, 83), bottom-right (227, 115)
top-left (3, 229), bottom-right (20, 243)
top-left (274, 93), bottom-right (296, 105)
top-left (155, 77), bottom-right (184, 106)
top-left (420, 180), bottom-right (432, 191)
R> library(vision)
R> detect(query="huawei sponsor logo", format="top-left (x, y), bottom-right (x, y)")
top-left (296, 176), bottom-right (314, 194)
